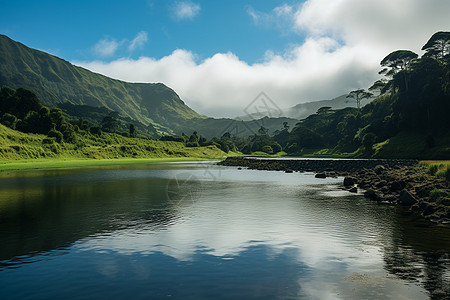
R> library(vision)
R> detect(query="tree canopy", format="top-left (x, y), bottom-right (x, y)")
top-left (346, 89), bottom-right (373, 110)
top-left (422, 31), bottom-right (450, 59)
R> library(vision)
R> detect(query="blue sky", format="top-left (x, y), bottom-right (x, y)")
top-left (0, 0), bottom-right (305, 64)
top-left (1, 0), bottom-right (450, 117)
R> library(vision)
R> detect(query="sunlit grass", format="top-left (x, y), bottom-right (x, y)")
top-left (419, 160), bottom-right (450, 180)
top-left (0, 124), bottom-right (231, 172)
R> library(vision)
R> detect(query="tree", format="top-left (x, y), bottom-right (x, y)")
top-left (0, 113), bottom-right (17, 129)
top-left (422, 31), bottom-right (450, 60)
top-left (15, 88), bottom-right (42, 119)
top-left (258, 126), bottom-right (268, 136)
top-left (101, 115), bottom-right (118, 133)
top-left (316, 106), bottom-right (333, 115)
top-left (50, 108), bottom-right (65, 129)
top-left (261, 145), bottom-right (273, 154)
top-left (380, 50), bottom-right (418, 92)
top-left (346, 89), bottom-right (373, 110)
top-left (47, 128), bottom-right (63, 143)
top-left (369, 79), bottom-right (389, 95)
top-left (380, 50), bottom-right (418, 74)
top-left (282, 121), bottom-right (290, 131)
top-left (362, 132), bottom-right (377, 155)
top-left (129, 124), bottom-right (136, 137)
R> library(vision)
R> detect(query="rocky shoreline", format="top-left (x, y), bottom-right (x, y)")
top-left (219, 157), bottom-right (450, 224)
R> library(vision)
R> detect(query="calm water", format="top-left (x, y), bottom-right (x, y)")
top-left (0, 162), bottom-right (449, 299)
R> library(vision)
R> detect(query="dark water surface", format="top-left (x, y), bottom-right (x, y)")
top-left (0, 162), bottom-right (449, 299)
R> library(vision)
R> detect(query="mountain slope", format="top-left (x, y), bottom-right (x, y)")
top-left (238, 95), bottom-right (374, 122)
top-left (0, 34), bottom-right (204, 128)
top-left (284, 95), bottom-right (374, 120)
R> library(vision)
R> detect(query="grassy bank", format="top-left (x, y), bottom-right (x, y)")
top-left (0, 123), bottom-right (233, 172)
top-left (0, 157), bottom-right (225, 172)
top-left (419, 160), bottom-right (450, 180)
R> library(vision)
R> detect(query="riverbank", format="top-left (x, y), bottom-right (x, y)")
top-left (219, 157), bottom-right (450, 224)
top-left (0, 157), bottom-right (223, 173)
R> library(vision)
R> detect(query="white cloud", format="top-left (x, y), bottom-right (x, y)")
top-left (247, 4), bottom-right (297, 33)
top-left (80, 0), bottom-right (450, 118)
top-left (172, 1), bottom-right (201, 20)
top-left (93, 37), bottom-right (119, 57)
top-left (128, 31), bottom-right (148, 52)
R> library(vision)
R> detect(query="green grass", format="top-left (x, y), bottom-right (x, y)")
top-left (419, 160), bottom-right (450, 180)
top-left (247, 151), bottom-right (287, 158)
top-left (0, 157), bottom-right (222, 172)
top-left (373, 131), bottom-right (450, 159)
top-left (0, 124), bottom-right (229, 171)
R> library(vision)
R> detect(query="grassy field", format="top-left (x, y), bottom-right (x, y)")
top-left (0, 124), bottom-right (233, 172)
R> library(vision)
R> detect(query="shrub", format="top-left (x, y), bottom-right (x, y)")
top-left (42, 137), bottom-right (55, 144)
top-left (47, 128), bottom-right (63, 143)
top-left (0, 113), bottom-right (18, 129)
top-left (186, 141), bottom-right (200, 147)
top-left (362, 132), bottom-right (377, 154)
top-left (428, 164), bottom-right (440, 175)
top-left (90, 127), bottom-right (102, 135)
top-left (270, 142), bottom-right (282, 153)
top-left (159, 135), bottom-right (186, 143)
top-left (262, 145), bottom-right (274, 154)
top-left (436, 165), bottom-right (450, 181)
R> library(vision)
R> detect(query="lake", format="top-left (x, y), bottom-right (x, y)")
top-left (0, 161), bottom-right (449, 299)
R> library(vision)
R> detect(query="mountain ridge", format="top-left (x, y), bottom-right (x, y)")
top-left (0, 34), bottom-right (204, 131)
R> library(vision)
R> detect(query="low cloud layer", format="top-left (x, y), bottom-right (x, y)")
top-left (79, 0), bottom-right (450, 118)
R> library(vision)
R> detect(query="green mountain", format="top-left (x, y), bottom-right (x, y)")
top-left (0, 34), bottom-right (204, 131)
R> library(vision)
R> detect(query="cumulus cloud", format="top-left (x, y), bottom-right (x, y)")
top-left (128, 31), bottom-right (148, 52)
top-left (93, 37), bottom-right (119, 57)
top-left (247, 4), bottom-right (297, 33)
top-left (171, 1), bottom-right (201, 20)
top-left (81, 0), bottom-right (450, 117)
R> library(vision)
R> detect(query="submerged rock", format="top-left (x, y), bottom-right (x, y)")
top-left (315, 173), bottom-right (326, 178)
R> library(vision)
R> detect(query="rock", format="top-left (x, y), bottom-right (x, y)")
top-left (384, 195), bottom-right (397, 203)
top-left (315, 173), bottom-right (326, 179)
top-left (375, 180), bottom-right (387, 188)
top-left (343, 177), bottom-right (355, 187)
top-left (237, 167), bottom-right (242, 170)
top-left (349, 187), bottom-right (358, 193)
top-left (374, 165), bottom-right (385, 174)
top-left (364, 189), bottom-right (380, 201)
top-left (389, 181), bottom-right (406, 192)
top-left (422, 204), bottom-right (438, 216)
top-left (399, 190), bottom-right (417, 206)
top-left (285, 169), bottom-right (293, 173)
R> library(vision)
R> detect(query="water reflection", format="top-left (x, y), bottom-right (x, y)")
top-left (0, 162), bottom-right (449, 299)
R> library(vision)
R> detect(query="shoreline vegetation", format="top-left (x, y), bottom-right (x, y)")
top-left (219, 157), bottom-right (450, 224)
